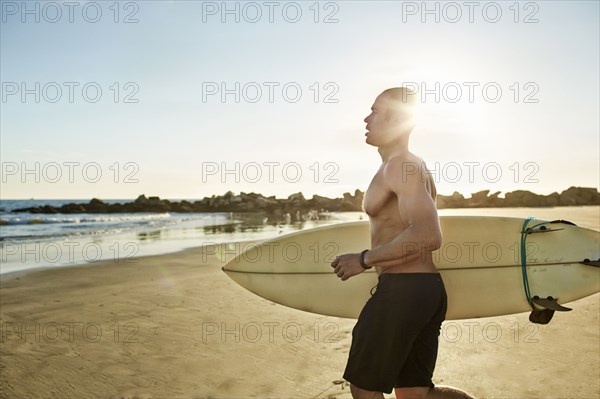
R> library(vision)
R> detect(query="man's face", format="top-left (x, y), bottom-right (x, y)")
top-left (363, 94), bottom-right (413, 147)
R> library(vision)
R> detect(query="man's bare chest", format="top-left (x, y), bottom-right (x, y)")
top-left (363, 172), bottom-right (396, 217)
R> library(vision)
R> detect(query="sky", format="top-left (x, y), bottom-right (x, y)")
top-left (1, 0), bottom-right (599, 200)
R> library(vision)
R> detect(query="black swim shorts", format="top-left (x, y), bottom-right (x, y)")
top-left (343, 273), bottom-right (448, 394)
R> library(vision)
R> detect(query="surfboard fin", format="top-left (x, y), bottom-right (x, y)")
top-left (529, 296), bottom-right (572, 325)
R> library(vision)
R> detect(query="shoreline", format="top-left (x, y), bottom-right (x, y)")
top-left (1, 242), bottom-right (598, 398)
top-left (0, 212), bottom-right (362, 276)
top-left (0, 237), bottom-right (269, 279)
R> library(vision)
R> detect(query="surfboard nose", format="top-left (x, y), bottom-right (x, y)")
top-left (221, 266), bottom-right (243, 287)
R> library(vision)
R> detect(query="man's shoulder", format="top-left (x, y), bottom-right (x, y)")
top-left (381, 153), bottom-right (430, 192)
top-left (385, 153), bottom-right (427, 175)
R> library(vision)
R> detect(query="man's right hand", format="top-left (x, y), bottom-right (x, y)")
top-left (331, 253), bottom-right (366, 281)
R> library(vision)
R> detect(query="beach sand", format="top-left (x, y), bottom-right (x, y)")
top-left (1, 209), bottom-right (599, 399)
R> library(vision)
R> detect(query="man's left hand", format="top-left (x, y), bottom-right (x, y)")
top-left (331, 253), bottom-right (366, 281)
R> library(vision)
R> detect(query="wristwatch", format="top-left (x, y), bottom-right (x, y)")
top-left (359, 249), bottom-right (372, 270)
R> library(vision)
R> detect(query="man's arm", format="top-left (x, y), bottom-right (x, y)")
top-left (331, 156), bottom-right (441, 280)
top-left (363, 157), bottom-right (442, 268)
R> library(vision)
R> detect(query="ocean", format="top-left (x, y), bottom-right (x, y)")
top-left (1, 200), bottom-right (598, 275)
top-left (0, 199), bottom-right (364, 275)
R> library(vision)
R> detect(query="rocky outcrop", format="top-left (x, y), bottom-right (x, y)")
top-left (559, 186), bottom-right (599, 206)
top-left (436, 191), bottom-right (465, 208)
top-left (11, 186), bottom-right (599, 214)
top-left (436, 186), bottom-right (599, 208)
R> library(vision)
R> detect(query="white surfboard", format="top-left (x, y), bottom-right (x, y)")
top-left (222, 216), bottom-right (600, 320)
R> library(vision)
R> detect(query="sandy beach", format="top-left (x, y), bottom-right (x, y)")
top-left (1, 208), bottom-right (599, 399)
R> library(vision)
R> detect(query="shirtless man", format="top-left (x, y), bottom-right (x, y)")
top-left (331, 88), bottom-right (475, 399)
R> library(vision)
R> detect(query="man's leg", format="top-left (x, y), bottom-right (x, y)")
top-left (394, 386), bottom-right (477, 399)
top-left (350, 383), bottom-right (385, 399)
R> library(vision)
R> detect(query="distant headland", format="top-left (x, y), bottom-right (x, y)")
top-left (11, 187), bottom-right (600, 217)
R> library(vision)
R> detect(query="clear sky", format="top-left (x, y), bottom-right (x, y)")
top-left (1, 0), bottom-right (598, 200)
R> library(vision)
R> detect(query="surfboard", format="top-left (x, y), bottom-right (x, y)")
top-left (222, 216), bottom-right (600, 320)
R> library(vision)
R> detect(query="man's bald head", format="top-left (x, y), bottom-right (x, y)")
top-left (380, 87), bottom-right (416, 107)
top-left (364, 87), bottom-right (417, 147)
top-left (376, 87), bottom-right (416, 128)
